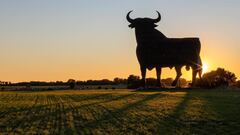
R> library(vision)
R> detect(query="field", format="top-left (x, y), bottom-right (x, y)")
top-left (0, 89), bottom-right (240, 134)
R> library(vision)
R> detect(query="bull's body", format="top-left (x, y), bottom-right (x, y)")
top-left (127, 11), bottom-right (202, 87)
top-left (137, 38), bottom-right (201, 70)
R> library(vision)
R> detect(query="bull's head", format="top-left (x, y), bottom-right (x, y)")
top-left (126, 11), bottom-right (161, 29)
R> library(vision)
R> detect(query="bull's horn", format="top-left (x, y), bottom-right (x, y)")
top-left (126, 10), bottom-right (134, 23)
top-left (153, 11), bottom-right (161, 23)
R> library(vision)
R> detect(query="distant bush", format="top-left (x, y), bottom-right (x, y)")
top-left (161, 78), bottom-right (173, 86)
top-left (26, 84), bottom-right (32, 90)
top-left (234, 81), bottom-right (240, 88)
top-left (47, 87), bottom-right (53, 90)
top-left (179, 78), bottom-right (188, 87)
top-left (113, 77), bottom-right (127, 85)
top-left (127, 75), bottom-right (141, 89)
top-left (196, 68), bottom-right (237, 88)
top-left (67, 79), bottom-right (76, 89)
top-left (146, 78), bottom-right (157, 86)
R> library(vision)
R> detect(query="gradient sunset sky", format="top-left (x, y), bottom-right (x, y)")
top-left (0, 0), bottom-right (239, 82)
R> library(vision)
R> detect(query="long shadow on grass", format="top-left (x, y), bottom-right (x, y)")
top-left (1, 93), bottom-right (137, 134)
top-left (0, 93), bottom-right (112, 119)
top-left (198, 91), bottom-right (240, 134)
top-left (154, 91), bottom-right (191, 134)
top-left (0, 93), bottom-right (113, 133)
top-left (80, 93), bottom-right (163, 134)
top-left (44, 93), bottom-right (137, 135)
top-left (155, 91), bottom-right (226, 135)
top-left (3, 95), bottom-right (40, 133)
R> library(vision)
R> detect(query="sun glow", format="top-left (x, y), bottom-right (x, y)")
top-left (202, 62), bottom-right (208, 74)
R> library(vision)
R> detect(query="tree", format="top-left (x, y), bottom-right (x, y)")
top-left (196, 68), bottom-right (237, 88)
top-left (179, 78), bottom-right (188, 87)
top-left (234, 80), bottom-right (240, 88)
top-left (67, 79), bottom-right (76, 89)
top-left (127, 75), bottom-right (141, 89)
top-left (113, 77), bottom-right (127, 84)
top-left (146, 78), bottom-right (157, 86)
top-left (161, 78), bottom-right (173, 86)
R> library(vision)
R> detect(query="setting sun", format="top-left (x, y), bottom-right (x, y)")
top-left (202, 62), bottom-right (208, 74)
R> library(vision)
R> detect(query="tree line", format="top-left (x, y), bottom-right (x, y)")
top-left (0, 76), bottom-right (183, 87)
top-left (0, 79), bottom-right (126, 86)
top-left (1, 67), bottom-right (239, 89)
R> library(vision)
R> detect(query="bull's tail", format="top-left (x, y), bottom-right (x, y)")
top-left (186, 63), bottom-right (202, 78)
top-left (197, 57), bottom-right (203, 79)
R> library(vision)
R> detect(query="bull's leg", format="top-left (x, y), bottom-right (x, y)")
top-left (172, 66), bottom-right (182, 86)
top-left (198, 69), bottom-right (202, 80)
top-left (191, 67), bottom-right (198, 87)
top-left (140, 66), bottom-right (146, 87)
top-left (156, 67), bottom-right (162, 87)
top-left (198, 57), bottom-right (203, 79)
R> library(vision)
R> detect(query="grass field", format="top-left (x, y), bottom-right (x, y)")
top-left (0, 89), bottom-right (240, 134)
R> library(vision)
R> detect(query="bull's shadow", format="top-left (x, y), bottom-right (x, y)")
top-left (127, 11), bottom-right (202, 88)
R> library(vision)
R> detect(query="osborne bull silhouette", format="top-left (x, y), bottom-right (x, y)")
top-left (127, 11), bottom-right (202, 87)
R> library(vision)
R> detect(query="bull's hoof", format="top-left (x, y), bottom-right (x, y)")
top-left (141, 80), bottom-right (146, 87)
top-left (189, 83), bottom-right (196, 88)
top-left (156, 83), bottom-right (162, 88)
top-left (171, 81), bottom-right (177, 86)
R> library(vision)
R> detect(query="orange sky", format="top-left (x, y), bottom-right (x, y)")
top-left (0, 1), bottom-right (239, 82)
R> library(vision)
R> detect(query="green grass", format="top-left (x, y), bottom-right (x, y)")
top-left (0, 89), bottom-right (240, 134)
